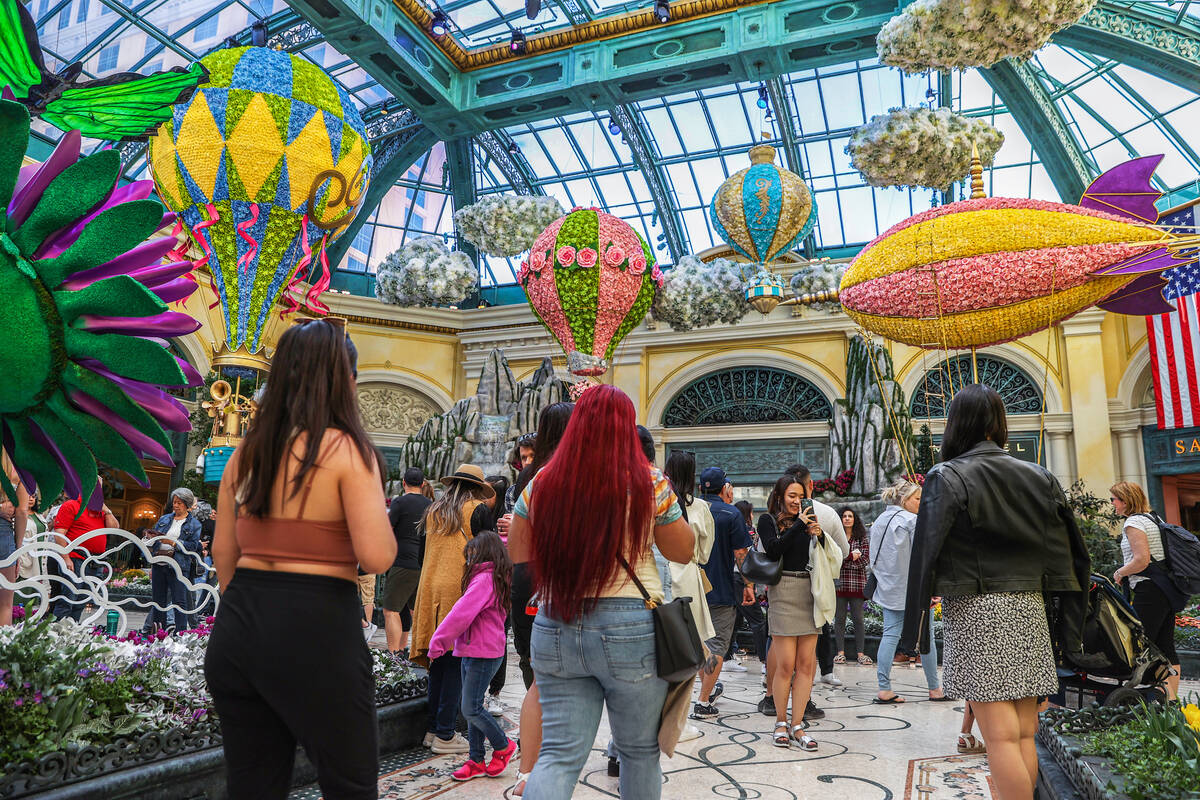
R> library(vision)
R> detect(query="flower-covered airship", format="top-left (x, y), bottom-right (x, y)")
top-left (835, 155), bottom-right (1192, 349)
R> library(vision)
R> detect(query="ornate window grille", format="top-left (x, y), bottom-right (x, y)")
top-left (910, 355), bottom-right (1043, 418)
top-left (661, 368), bottom-right (833, 428)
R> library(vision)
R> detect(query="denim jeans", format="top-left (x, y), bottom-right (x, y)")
top-left (426, 653), bottom-right (462, 739)
top-left (460, 656), bottom-right (508, 762)
top-left (151, 562), bottom-right (193, 630)
top-left (52, 559), bottom-right (105, 621)
top-left (525, 599), bottom-right (667, 800)
top-left (877, 606), bottom-right (939, 692)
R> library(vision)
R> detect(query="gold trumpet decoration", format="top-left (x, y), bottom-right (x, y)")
top-left (202, 376), bottom-right (258, 449)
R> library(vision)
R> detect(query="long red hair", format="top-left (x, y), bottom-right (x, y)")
top-left (528, 385), bottom-right (653, 623)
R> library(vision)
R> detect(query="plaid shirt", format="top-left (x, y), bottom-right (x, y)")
top-left (836, 536), bottom-right (870, 598)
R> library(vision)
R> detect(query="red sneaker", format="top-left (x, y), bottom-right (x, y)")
top-left (485, 739), bottom-right (518, 777)
top-left (451, 760), bottom-right (488, 781)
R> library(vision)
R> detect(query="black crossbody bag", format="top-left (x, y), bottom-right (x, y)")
top-left (618, 556), bottom-right (706, 683)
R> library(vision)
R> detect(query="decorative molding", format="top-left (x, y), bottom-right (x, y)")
top-left (897, 342), bottom-right (1065, 414)
top-left (610, 104), bottom-right (687, 260)
top-left (1058, 3), bottom-right (1200, 91)
top-left (266, 18), bottom-right (324, 51)
top-left (366, 106), bottom-right (423, 141)
top-left (1115, 344), bottom-right (1154, 412)
top-left (1060, 308), bottom-right (1107, 337)
top-left (392, 0), bottom-right (775, 71)
top-left (662, 367), bottom-right (834, 427)
top-left (357, 383), bottom-right (442, 436)
top-left (909, 354), bottom-right (1044, 418)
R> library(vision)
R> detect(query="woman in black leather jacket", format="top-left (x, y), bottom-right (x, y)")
top-left (900, 384), bottom-right (1089, 800)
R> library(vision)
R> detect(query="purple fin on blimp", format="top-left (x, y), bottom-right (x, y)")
top-left (1097, 273), bottom-right (1176, 315)
top-left (1079, 155), bottom-right (1164, 224)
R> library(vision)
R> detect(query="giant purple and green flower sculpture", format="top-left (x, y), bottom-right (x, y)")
top-left (0, 99), bottom-right (200, 508)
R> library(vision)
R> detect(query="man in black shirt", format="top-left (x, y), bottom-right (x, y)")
top-left (383, 468), bottom-right (432, 654)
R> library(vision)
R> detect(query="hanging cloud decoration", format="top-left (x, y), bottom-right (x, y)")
top-left (651, 256), bottom-right (749, 331)
top-left (877, 0), bottom-right (1097, 73)
top-left (790, 261), bottom-right (848, 313)
top-left (454, 195), bottom-right (565, 257)
top-left (375, 236), bottom-right (477, 307)
top-left (846, 107), bottom-right (1004, 192)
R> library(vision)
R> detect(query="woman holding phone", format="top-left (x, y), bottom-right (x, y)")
top-left (757, 473), bottom-right (844, 750)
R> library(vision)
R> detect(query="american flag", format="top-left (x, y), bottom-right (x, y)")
top-left (1148, 201), bottom-right (1200, 430)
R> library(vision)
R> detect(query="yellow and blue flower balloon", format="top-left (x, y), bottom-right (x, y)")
top-left (710, 144), bottom-right (817, 263)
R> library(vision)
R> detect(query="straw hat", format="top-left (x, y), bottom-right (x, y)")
top-left (440, 464), bottom-right (495, 499)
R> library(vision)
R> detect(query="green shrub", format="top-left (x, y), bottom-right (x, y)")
top-left (1066, 481), bottom-right (1123, 577)
top-left (1085, 701), bottom-right (1200, 800)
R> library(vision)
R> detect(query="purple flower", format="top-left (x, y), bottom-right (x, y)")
top-left (103, 676), bottom-right (115, 683)
top-left (22, 682), bottom-right (30, 689)
top-left (0, 681), bottom-right (7, 691)
top-left (33, 692), bottom-right (43, 704)
top-left (132, 685), bottom-right (143, 693)
top-left (78, 669), bottom-right (91, 677)
top-left (13, 698), bottom-right (22, 707)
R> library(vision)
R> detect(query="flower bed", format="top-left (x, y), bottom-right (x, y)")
top-left (1040, 701), bottom-right (1200, 800)
top-left (0, 613), bottom-right (425, 797)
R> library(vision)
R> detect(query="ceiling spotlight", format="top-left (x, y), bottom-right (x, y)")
top-left (525, 0), bottom-right (541, 19)
top-left (756, 84), bottom-right (769, 109)
top-left (431, 11), bottom-right (449, 37)
top-left (510, 29), bottom-right (527, 54)
top-left (507, 140), bottom-right (520, 154)
top-left (654, 0), bottom-right (670, 22)
top-left (925, 87), bottom-right (936, 99)
top-left (250, 19), bottom-right (268, 46)
top-left (608, 117), bottom-right (621, 135)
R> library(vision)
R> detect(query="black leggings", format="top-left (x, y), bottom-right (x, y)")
top-left (1132, 579), bottom-right (1179, 664)
top-left (205, 569), bottom-right (378, 800)
top-left (510, 562), bottom-right (535, 690)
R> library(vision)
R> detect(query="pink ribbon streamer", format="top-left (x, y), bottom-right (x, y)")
top-left (304, 234), bottom-right (332, 316)
top-left (280, 215), bottom-right (313, 320)
top-left (236, 203), bottom-right (260, 274)
top-left (165, 218), bottom-right (191, 263)
top-left (192, 204), bottom-right (221, 310)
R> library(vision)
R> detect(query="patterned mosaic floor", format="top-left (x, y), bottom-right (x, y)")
top-left (289, 653), bottom-right (1014, 799)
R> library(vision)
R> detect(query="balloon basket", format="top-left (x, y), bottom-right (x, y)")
top-left (202, 446), bottom-right (236, 485)
top-left (567, 351), bottom-right (608, 377)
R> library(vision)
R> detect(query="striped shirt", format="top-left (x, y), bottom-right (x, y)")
top-left (1122, 514), bottom-right (1167, 588)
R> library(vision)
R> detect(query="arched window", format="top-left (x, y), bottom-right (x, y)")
top-left (910, 355), bottom-right (1043, 418)
top-left (661, 367), bottom-right (833, 428)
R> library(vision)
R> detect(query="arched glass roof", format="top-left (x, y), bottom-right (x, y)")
top-left (25, 0), bottom-right (1200, 293)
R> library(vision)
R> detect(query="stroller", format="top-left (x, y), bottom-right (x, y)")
top-left (1052, 574), bottom-right (1173, 708)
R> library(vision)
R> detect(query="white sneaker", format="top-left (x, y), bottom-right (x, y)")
top-left (423, 732), bottom-right (435, 748)
top-left (725, 659), bottom-right (747, 673)
top-left (362, 622), bottom-right (378, 642)
top-left (484, 694), bottom-right (505, 716)
top-left (430, 732), bottom-right (470, 754)
top-left (820, 672), bottom-right (843, 687)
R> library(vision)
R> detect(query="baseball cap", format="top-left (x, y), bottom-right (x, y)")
top-left (699, 467), bottom-right (728, 494)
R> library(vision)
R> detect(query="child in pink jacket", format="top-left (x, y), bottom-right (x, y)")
top-left (428, 531), bottom-right (517, 781)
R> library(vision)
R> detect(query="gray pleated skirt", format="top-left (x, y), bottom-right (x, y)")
top-left (767, 571), bottom-right (818, 637)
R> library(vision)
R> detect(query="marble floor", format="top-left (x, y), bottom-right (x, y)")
top-left (292, 650), bottom-right (1003, 800)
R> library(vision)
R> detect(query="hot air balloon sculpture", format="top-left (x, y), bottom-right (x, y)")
top-left (0, 99), bottom-right (201, 509)
top-left (834, 153), bottom-right (1193, 349)
top-left (147, 46), bottom-right (371, 481)
top-left (711, 143), bottom-right (818, 314)
top-left (519, 208), bottom-right (664, 376)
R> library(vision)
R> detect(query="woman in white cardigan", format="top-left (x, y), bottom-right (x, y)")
top-left (758, 473), bottom-right (846, 751)
top-left (663, 451), bottom-right (716, 642)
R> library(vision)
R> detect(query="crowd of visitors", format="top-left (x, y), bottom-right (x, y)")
top-left (7, 315), bottom-right (1195, 800)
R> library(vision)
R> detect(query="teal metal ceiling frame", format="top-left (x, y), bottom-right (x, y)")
top-left (609, 103), bottom-right (688, 261)
top-left (1055, 2), bottom-right (1200, 92)
top-left (765, 76), bottom-right (816, 257)
top-left (980, 60), bottom-right (1092, 202)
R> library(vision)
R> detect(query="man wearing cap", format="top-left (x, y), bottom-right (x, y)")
top-left (694, 467), bottom-right (753, 720)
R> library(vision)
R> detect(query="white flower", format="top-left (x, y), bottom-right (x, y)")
top-left (877, 0), bottom-right (1097, 71)
top-left (454, 195), bottom-right (564, 257)
top-left (845, 106), bottom-right (1004, 191)
top-left (789, 262), bottom-right (847, 313)
top-left (375, 236), bottom-right (478, 307)
top-left (652, 256), bottom-right (750, 331)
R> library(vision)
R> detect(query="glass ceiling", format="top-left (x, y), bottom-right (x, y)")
top-left (22, 0), bottom-right (1200, 292)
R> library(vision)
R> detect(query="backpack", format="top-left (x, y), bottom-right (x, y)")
top-left (1139, 512), bottom-right (1200, 601)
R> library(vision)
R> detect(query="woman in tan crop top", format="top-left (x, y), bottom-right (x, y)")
top-left (205, 319), bottom-right (395, 800)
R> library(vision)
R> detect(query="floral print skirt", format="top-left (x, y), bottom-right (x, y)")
top-left (941, 591), bottom-right (1059, 703)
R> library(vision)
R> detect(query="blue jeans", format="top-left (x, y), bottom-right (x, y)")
top-left (151, 562), bottom-right (193, 630)
top-left (460, 656), bottom-right (509, 762)
top-left (427, 653), bottom-right (462, 739)
top-left (525, 599), bottom-right (667, 800)
top-left (52, 559), bottom-right (105, 621)
top-left (877, 606), bottom-right (939, 692)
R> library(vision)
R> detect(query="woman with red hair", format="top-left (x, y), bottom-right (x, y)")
top-left (508, 385), bottom-right (694, 799)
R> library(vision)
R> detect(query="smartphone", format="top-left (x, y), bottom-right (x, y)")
top-left (799, 498), bottom-right (814, 514)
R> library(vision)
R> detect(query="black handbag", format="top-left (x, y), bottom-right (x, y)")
top-left (740, 549), bottom-right (782, 586)
top-left (619, 557), bottom-right (706, 683)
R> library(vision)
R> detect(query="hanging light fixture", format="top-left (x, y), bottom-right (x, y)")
top-left (526, 0), bottom-right (541, 18)
top-left (654, 0), bottom-right (670, 22)
top-left (757, 84), bottom-right (769, 109)
top-left (608, 117), bottom-right (621, 135)
top-left (510, 29), bottom-right (527, 54)
top-left (507, 140), bottom-right (520, 154)
top-left (250, 19), bottom-right (268, 46)
top-left (431, 11), bottom-right (449, 37)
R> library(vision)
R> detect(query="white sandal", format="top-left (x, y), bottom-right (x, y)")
top-left (792, 724), bottom-right (818, 751)
top-left (957, 733), bottom-right (986, 754)
top-left (772, 721), bottom-right (791, 747)
top-left (505, 771), bottom-right (529, 798)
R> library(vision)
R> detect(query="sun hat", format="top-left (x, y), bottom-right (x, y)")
top-left (440, 464), bottom-right (496, 499)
